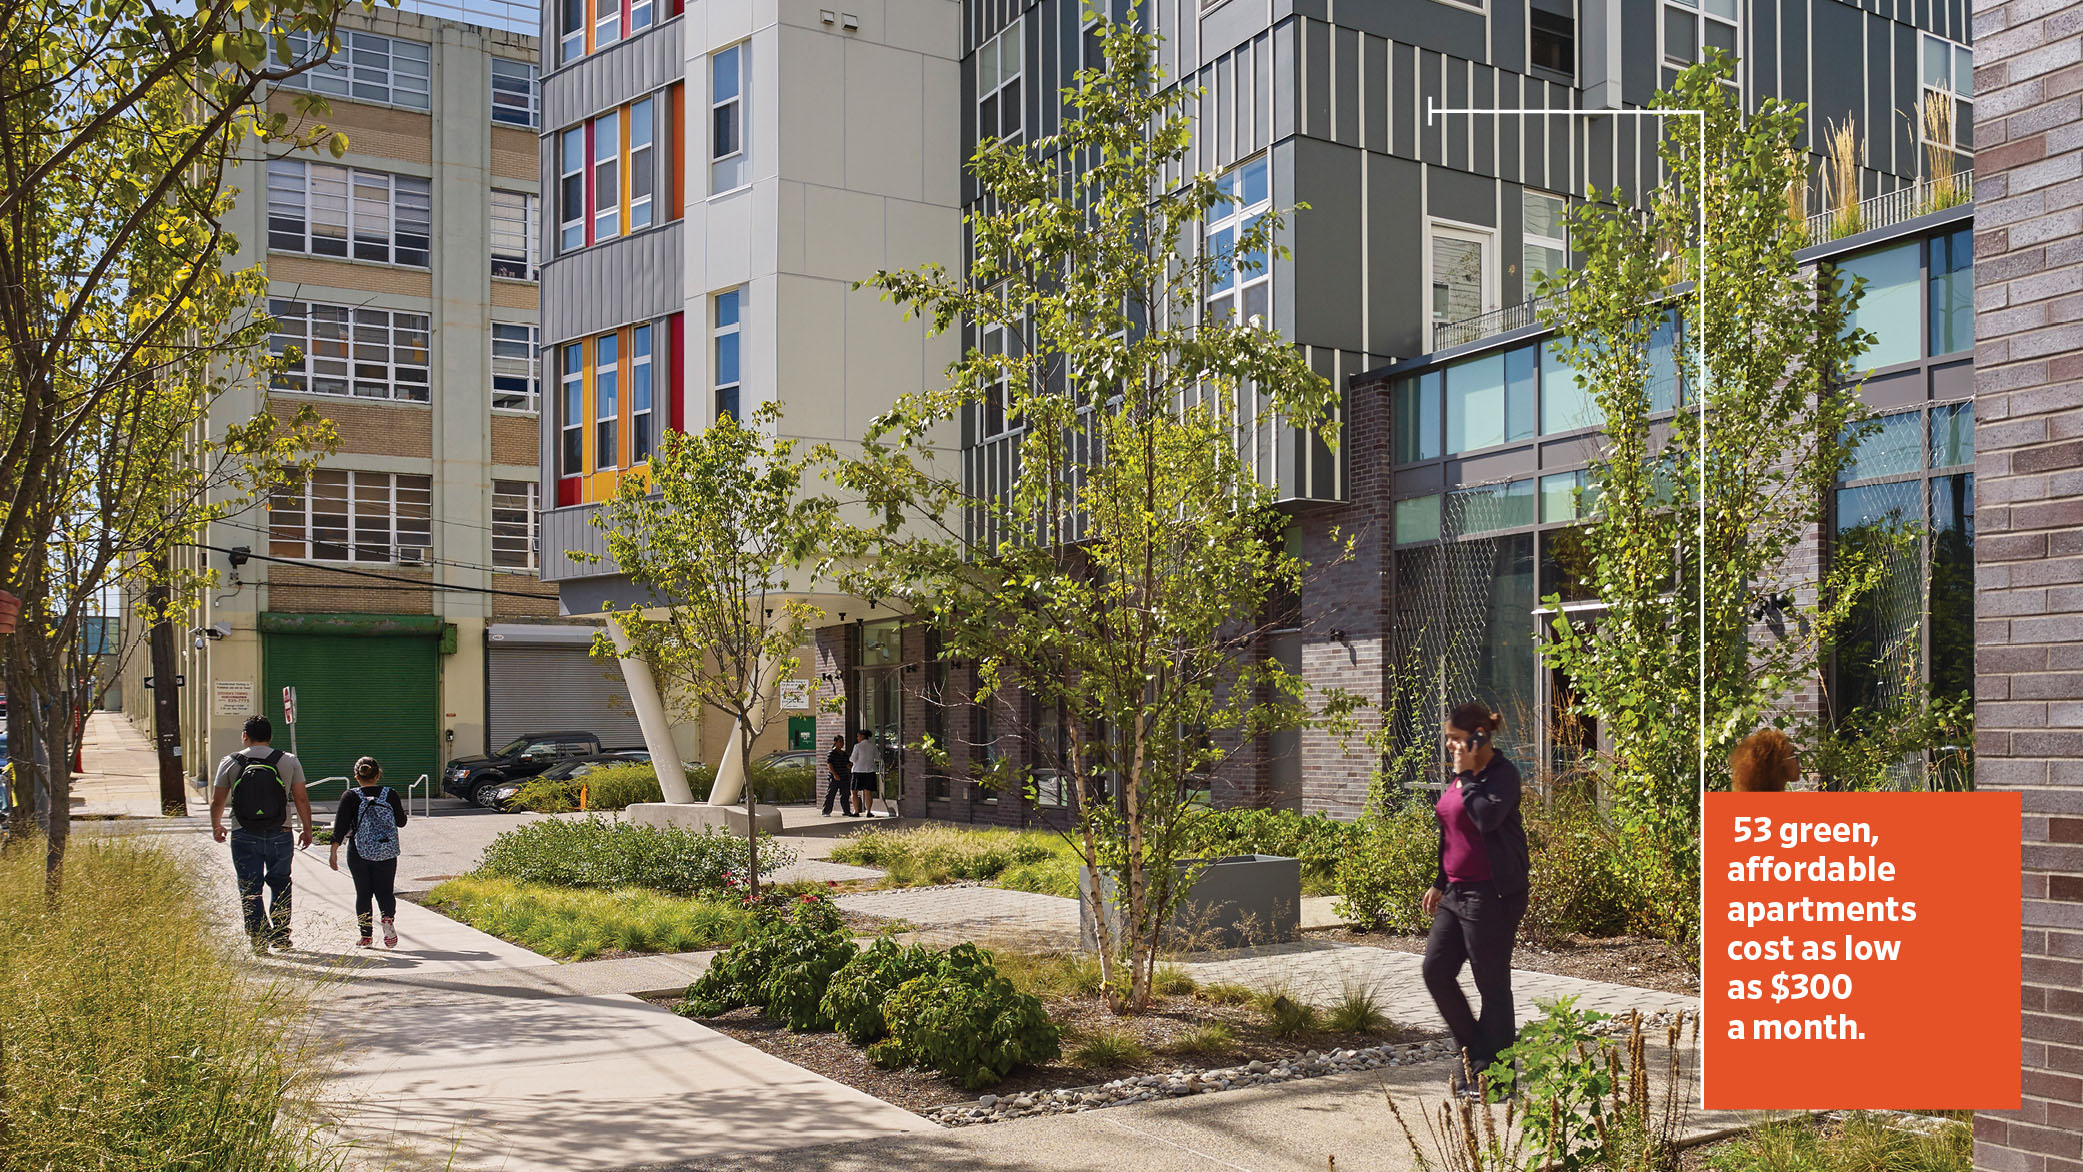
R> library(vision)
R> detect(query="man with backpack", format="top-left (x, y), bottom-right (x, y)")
top-left (210, 715), bottom-right (314, 954)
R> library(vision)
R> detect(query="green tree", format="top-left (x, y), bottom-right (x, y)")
top-left (1, 0), bottom-right (365, 882)
top-left (1533, 54), bottom-right (1896, 941)
top-left (838, 6), bottom-right (1349, 1010)
top-left (582, 406), bottom-right (836, 898)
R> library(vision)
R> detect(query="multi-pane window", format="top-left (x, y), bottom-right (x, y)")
top-left (1206, 156), bottom-right (1271, 328)
top-left (630, 0), bottom-right (654, 34)
top-left (595, 332), bottom-right (621, 468)
top-left (269, 470), bottom-right (432, 562)
top-left (560, 344), bottom-right (584, 476)
top-left (1429, 223), bottom-right (1493, 326)
top-left (979, 314), bottom-right (1016, 437)
top-left (491, 190), bottom-right (539, 279)
top-left (1921, 34), bottom-right (1974, 152)
top-left (491, 480), bottom-right (539, 570)
top-left (275, 30), bottom-right (431, 109)
top-left (267, 161), bottom-right (430, 267)
top-left (268, 299), bottom-right (430, 402)
top-left (559, 129), bottom-right (585, 252)
top-left (595, 0), bottom-right (621, 51)
top-left (711, 45), bottom-right (747, 193)
top-left (714, 289), bottom-right (742, 422)
top-left (1522, 191), bottom-right (1568, 294)
top-left (1529, 0), bottom-right (1575, 80)
top-left (593, 109), bottom-right (621, 241)
top-left (631, 325), bottom-right (654, 463)
top-left (1660, 0), bottom-right (1737, 89)
top-left (629, 97), bottom-right (656, 231)
top-left (977, 23), bottom-right (1023, 143)
top-left (1929, 229), bottom-right (1973, 357)
top-left (492, 323), bottom-right (540, 412)
top-left (491, 58), bottom-right (539, 128)
top-left (559, 0), bottom-right (584, 63)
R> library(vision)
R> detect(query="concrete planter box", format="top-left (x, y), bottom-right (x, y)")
top-left (625, 801), bottom-right (783, 836)
top-left (1077, 854), bottom-right (1301, 953)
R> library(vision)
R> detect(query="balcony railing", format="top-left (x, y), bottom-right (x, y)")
top-left (1431, 293), bottom-right (1559, 352)
top-left (1805, 169), bottom-right (1973, 247)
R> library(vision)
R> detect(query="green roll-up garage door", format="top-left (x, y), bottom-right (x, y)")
top-left (261, 613), bottom-right (440, 803)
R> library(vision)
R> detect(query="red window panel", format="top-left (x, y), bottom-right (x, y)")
top-left (668, 311), bottom-right (685, 434)
top-left (556, 475), bottom-right (581, 507)
top-left (584, 119), bottom-right (597, 247)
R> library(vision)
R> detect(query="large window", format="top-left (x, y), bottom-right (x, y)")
top-left (1661, 0), bottom-right (1737, 90)
top-left (1444, 345), bottom-right (1536, 454)
top-left (560, 343), bottom-right (584, 476)
top-left (978, 22), bottom-right (1024, 144)
top-left (1429, 222), bottom-right (1493, 327)
top-left (491, 190), bottom-right (539, 280)
top-left (492, 323), bottom-right (540, 412)
top-left (594, 332), bottom-right (620, 468)
top-left (269, 470), bottom-right (432, 562)
top-left (593, 109), bottom-right (621, 241)
top-left (1837, 240), bottom-right (1922, 372)
top-left (559, 0), bottom-right (584, 63)
top-left (492, 480), bottom-right (539, 570)
top-left (1921, 34), bottom-right (1974, 152)
top-left (711, 45), bottom-right (747, 193)
top-left (491, 58), bottom-right (539, 128)
top-left (1206, 156), bottom-right (1271, 328)
top-left (714, 288), bottom-right (742, 422)
top-left (275, 30), bottom-right (430, 109)
top-left (631, 324), bottom-right (654, 463)
top-left (1529, 0), bottom-right (1575, 80)
top-left (595, 0), bottom-right (621, 51)
top-left (267, 161), bottom-right (430, 267)
top-left (558, 88), bottom-right (681, 251)
top-left (1929, 228), bottom-right (1972, 356)
top-left (268, 299), bottom-right (429, 401)
top-left (559, 129), bottom-right (585, 253)
top-left (1523, 191), bottom-right (1568, 294)
top-left (629, 97), bottom-right (657, 231)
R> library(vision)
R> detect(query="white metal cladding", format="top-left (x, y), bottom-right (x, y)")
top-left (485, 633), bottom-right (647, 749)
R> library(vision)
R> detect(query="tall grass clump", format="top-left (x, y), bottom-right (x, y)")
top-left (0, 836), bottom-right (340, 1171)
top-left (1823, 118), bottom-right (1866, 239)
top-left (829, 825), bottom-right (1067, 888)
top-left (423, 876), bottom-right (754, 960)
top-left (474, 815), bottom-right (797, 896)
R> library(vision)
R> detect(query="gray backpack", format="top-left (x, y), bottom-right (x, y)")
top-left (352, 788), bottom-right (399, 862)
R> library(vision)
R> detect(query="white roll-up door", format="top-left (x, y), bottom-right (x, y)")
top-left (485, 626), bottom-right (647, 750)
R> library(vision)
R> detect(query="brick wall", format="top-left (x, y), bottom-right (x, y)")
top-left (266, 253), bottom-right (435, 299)
top-left (491, 414), bottom-right (541, 466)
top-left (266, 563), bottom-right (432, 613)
top-left (269, 396), bottom-right (433, 458)
top-left (1970, 2), bottom-right (2083, 1166)
top-left (489, 574), bottom-right (560, 619)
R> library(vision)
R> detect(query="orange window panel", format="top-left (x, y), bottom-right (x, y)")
top-left (619, 105), bottom-right (632, 233)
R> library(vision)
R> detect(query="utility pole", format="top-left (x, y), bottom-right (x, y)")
top-left (147, 578), bottom-right (186, 816)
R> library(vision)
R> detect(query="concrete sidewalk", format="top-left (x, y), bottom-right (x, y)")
top-left (70, 711), bottom-right (168, 817)
top-left (166, 830), bottom-right (928, 1172)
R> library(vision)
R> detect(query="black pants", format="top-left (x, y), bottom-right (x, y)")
top-left (851, 772), bottom-right (878, 813)
top-left (822, 770), bottom-right (852, 815)
top-left (346, 849), bottom-right (398, 939)
top-left (1421, 880), bottom-right (1528, 1082)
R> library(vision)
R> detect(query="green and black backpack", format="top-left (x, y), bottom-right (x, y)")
top-left (229, 749), bottom-right (288, 833)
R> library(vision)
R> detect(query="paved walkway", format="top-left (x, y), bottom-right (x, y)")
top-left (69, 711), bottom-right (168, 817)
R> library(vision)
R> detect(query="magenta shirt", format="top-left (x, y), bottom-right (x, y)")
top-left (1437, 775), bottom-right (1493, 883)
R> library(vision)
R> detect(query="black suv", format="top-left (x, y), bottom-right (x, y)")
top-left (443, 731), bottom-right (605, 804)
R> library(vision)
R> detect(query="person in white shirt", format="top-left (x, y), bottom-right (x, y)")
top-left (848, 729), bottom-right (881, 818)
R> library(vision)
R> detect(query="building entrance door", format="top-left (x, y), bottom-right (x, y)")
top-left (853, 619), bottom-right (903, 802)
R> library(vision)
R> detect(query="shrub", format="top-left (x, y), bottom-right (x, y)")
top-left (821, 938), bottom-right (944, 1045)
top-left (423, 876), bottom-right (753, 960)
top-left (1179, 807), bottom-right (1360, 893)
top-left (1259, 991), bottom-right (1320, 1038)
top-left (0, 837), bottom-right (339, 1171)
top-left (1332, 799), bottom-right (1438, 933)
top-left (1166, 1023), bottom-right (1238, 1056)
top-left (475, 816), bottom-right (797, 897)
top-left (679, 893), bottom-right (856, 1030)
top-left (868, 943), bottom-right (1061, 1088)
top-left (1523, 795), bottom-right (1634, 942)
top-left (1071, 1029), bottom-right (1149, 1068)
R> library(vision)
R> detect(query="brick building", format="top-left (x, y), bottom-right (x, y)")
top-left (1965, 0), bottom-right (2083, 1163)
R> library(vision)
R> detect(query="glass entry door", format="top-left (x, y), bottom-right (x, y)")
top-left (854, 620), bottom-right (903, 801)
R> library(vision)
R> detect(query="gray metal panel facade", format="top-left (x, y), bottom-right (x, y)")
top-left (542, 15), bottom-right (685, 130)
top-left (539, 502), bottom-right (613, 583)
top-left (539, 220), bottom-right (685, 345)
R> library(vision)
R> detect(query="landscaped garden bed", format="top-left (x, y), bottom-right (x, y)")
top-left (1312, 926), bottom-right (1699, 996)
top-left (1680, 1111), bottom-right (1970, 1172)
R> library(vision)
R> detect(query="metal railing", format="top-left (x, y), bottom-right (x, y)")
top-left (1805, 169), bottom-right (1973, 247)
top-left (1431, 292), bottom-right (1560, 352)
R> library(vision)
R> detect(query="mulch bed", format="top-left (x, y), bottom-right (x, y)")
top-left (1307, 927), bottom-right (1700, 996)
top-left (655, 989), bottom-right (1440, 1115)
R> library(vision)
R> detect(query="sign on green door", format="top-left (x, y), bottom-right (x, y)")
top-left (788, 716), bottom-right (816, 751)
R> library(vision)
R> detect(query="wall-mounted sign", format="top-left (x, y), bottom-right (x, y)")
top-left (778, 679), bottom-right (812, 711)
top-left (213, 680), bottom-right (255, 717)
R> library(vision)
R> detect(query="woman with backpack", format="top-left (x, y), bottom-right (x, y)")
top-left (330, 756), bottom-right (407, 948)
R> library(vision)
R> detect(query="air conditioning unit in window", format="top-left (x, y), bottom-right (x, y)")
top-left (396, 545), bottom-right (429, 566)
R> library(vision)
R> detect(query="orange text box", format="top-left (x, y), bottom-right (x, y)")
top-left (1702, 791), bottom-right (2019, 1110)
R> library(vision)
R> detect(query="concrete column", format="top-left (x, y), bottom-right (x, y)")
top-left (609, 621), bottom-right (693, 804)
top-left (706, 651), bottom-right (784, 807)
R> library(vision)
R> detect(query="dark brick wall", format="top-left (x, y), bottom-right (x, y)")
top-left (1971, 1), bottom-right (2083, 1166)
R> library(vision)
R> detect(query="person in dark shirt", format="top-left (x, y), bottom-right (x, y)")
top-left (822, 735), bottom-right (855, 817)
top-left (330, 756), bottom-right (409, 948)
top-left (1420, 702), bottom-right (1531, 1099)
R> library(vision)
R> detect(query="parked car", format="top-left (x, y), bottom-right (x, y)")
top-left (476, 750), bottom-right (650, 810)
top-left (443, 731), bottom-right (607, 804)
top-left (757, 749), bottom-right (818, 772)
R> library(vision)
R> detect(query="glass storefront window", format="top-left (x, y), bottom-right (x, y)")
top-left (1540, 339), bottom-right (1596, 434)
top-left (1928, 228), bottom-right (1972, 356)
top-left (1931, 401), bottom-right (1973, 468)
top-left (1446, 351), bottom-right (1507, 453)
top-left (1448, 478), bottom-right (1535, 536)
top-left (1838, 241), bottom-right (1922, 371)
top-left (1395, 495), bottom-right (1442, 544)
top-left (1396, 371), bottom-right (1443, 463)
top-left (1842, 410), bottom-right (1924, 481)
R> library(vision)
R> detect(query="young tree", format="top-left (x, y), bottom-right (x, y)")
top-left (839, 7), bottom-right (1347, 1010)
top-left (1, 0), bottom-right (360, 883)
top-left (582, 406), bottom-right (836, 898)
top-left (1534, 55), bottom-right (1892, 941)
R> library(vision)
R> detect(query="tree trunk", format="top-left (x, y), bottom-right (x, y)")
top-left (44, 683), bottom-right (71, 894)
top-left (147, 579), bottom-right (187, 815)
top-left (742, 722), bottom-right (759, 899)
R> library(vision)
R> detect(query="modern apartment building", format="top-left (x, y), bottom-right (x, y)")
top-left (533, 0), bottom-right (963, 775)
top-left (131, 2), bottom-right (650, 798)
top-left (542, 0), bottom-right (1975, 819)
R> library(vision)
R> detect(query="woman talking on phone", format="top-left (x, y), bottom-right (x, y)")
top-left (1420, 702), bottom-right (1532, 1098)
